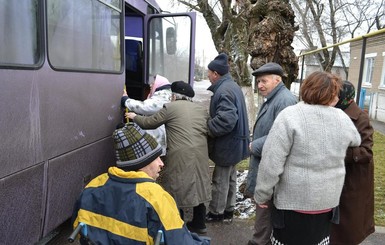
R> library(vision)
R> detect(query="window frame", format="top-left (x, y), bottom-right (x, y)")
top-left (380, 52), bottom-right (385, 89)
top-left (46, 0), bottom-right (124, 74)
top-left (0, 0), bottom-right (44, 69)
top-left (362, 53), bottom-right (377, 88)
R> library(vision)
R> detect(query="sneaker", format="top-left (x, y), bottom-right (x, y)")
top-left (223, 210), bottom-right (233, 222)
top-left (186, 221), bottom-right (207, 235)
top-left (205, 212), bottom-right (224, 222)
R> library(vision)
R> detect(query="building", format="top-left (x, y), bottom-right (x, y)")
top-left (349, 31), bottom-right (385, 122)
top-left (291, 50), bottom-right (350, 98)
top-left (298, 51), bottom-right (349, 81)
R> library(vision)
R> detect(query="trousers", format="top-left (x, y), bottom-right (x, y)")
top-left (249, 199), bottom-right (273, 245)
top-left (208, 165), bottom-right (237, 214)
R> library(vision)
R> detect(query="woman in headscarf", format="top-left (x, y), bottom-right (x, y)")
top-left (330, 81), bottom-right (375, 245)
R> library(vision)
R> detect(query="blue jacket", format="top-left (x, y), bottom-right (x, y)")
top-left (72, 167), bottom-right (209, 245)
top-left (244, 82), bottom-right (297, 197)
top-left (207, 73), bottom-right (250, 166)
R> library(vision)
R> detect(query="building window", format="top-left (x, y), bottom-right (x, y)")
top-left (381, 52), bottom-right (385, 88)
top-left (362, 53), bottom-right (377, 86)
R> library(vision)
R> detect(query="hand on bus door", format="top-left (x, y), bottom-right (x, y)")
top-left (123, 89), bottom-right (128, 97)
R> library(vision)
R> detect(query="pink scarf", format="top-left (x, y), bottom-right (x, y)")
top-left (147, 75), bottom-right (170, 98)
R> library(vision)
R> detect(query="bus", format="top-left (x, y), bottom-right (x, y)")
top-left (0, 0), bottom-right (196, 244)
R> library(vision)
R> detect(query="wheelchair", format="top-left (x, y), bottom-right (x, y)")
top-left (68, 222), bottom-right (165, 245)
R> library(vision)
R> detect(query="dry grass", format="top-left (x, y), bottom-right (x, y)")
top-left (374, 131), bottom-right (385, 226)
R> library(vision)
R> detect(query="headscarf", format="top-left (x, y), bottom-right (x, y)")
top-left (335, 80), bottom-right (355, 110)
top-left (147, 75), bottom-right (170, 98)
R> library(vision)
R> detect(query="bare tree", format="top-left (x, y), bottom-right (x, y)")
top-left (292, 0), bottom-right (385, 76)
top-left (173, 0), bottom-right (299, 89)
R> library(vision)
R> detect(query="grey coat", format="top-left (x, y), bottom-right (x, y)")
top-left (244, 82), bottom-right (297, 197)
top-left (133, 100), bottom-right (211, 208)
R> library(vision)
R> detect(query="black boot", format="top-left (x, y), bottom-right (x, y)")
top-left (205, 211), bottom-right (224, 222)
top-left (224, 210), bottom-right (234, 222)
top-left (187, 203), bottom-right (207, 234)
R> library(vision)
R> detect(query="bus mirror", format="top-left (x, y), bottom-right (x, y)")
top-left (166, 27), bottom-right (176, 55)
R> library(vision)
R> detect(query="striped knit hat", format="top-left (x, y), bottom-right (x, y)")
top-left (113, 123), bottom-right (162, 171)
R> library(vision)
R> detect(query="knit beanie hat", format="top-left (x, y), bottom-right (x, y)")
top-left (335, 80), bottom-right (355, 110)
top-left (171, 81), bottom-right (195, 97)
top-left (208, 53), bottom-right (229, 75)
top-left (112, 123), bottom-right (162, 171)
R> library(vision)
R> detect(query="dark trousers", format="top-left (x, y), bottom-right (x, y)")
top-left (180, 203), bottom-right (207, 228)
top-left (250, 200), bottom-right (273, 245)
top-left (191, 203), bottom-right (207, 228)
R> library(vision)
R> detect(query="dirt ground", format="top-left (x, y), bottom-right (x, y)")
top-left (47, 215), bottom-right (385, 245)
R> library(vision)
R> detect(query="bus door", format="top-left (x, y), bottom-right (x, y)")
top-left (145, 13), bottom-right (196, 89)
top-left (124, 13), bottom-right (144, 100)
top-left (124, 12), bottom-right (196, 101)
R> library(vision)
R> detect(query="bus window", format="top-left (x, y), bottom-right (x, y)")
top-left (0, 0), bottom-right (40, 66)
top-left (148, 15), bottom-right (193, 84)
top-left (47, 0), bottom-right (122, 72)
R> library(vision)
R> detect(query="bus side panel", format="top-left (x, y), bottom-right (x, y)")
top-left (0, 163), bottom-right (44, 244)
top-left (38, 67), bottom-right (123, 160)
top-left (0, 68), bottom-right (123, 178)
top-left (0, 67), bottom-right (124, 178)
top-left (0, 70), bottom-right (45, 179)
top-left (42, 138), bottom-right (115, 237)
top-left (0, 65), bottom-right (124, 242)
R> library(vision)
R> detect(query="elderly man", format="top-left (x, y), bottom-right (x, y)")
top-left (246, 63), bottom-right (297, 245)
top-left (71, 122), bottom-right (210, 245)
top-left (205, 53), bottom-right (250, 223)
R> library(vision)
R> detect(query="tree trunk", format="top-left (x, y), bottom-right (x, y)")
top-left (178, 0), bottom-right (298, 128)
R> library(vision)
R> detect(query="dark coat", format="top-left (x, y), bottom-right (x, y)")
top-left (330, 102), bottom-right (375, 245)
top-left (207, 73), bottom-right (250, 166)
top-left (244, 82), bottom-right (297, 197)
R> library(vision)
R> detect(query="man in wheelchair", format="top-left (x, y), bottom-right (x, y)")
top-left (71, 123), bottom-right (210, 244)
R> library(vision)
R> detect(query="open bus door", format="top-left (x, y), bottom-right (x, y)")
top-left (124, 12), bottom-right (196, 101)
